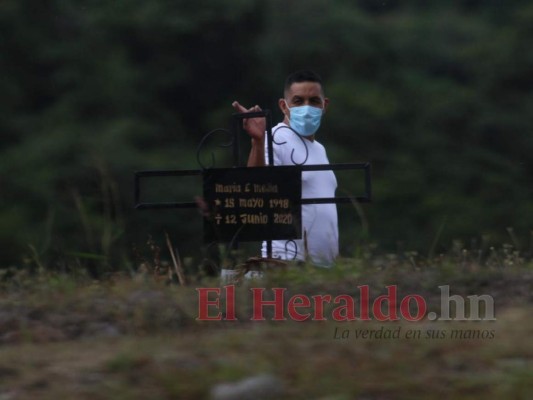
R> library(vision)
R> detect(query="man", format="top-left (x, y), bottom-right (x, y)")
top-left (232, 70), bottom-right (338, 267)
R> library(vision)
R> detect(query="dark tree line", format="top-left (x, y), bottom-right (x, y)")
top-left (1, 0), bottom-right (532, 271)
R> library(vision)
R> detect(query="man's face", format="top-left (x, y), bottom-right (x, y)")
top-left (279, 81), bottom-right (329, 118)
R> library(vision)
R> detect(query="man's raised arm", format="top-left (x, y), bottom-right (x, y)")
top-left (232, 101), bottom-right (266, 167)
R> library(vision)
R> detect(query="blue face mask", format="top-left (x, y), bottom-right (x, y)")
top-left (288, 104), bottom-right (323, 137)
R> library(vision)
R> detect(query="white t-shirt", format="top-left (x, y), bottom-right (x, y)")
top-left (261, 123), bottom-right (339, 266)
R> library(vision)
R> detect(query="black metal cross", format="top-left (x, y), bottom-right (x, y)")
top-left (134, 110), bottom-right (371, 258)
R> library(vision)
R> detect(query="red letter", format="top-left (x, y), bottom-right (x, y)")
top-left (287, 294), bottom-right (311, 321)
top-left (372, 285), bottom-right (399, 321)
top-left (358, 285), bottom-right (371, 321)
top-left (251, 288), bottom-right (286, 321)
top-left (224, 285), bottom-right (237, 321)
top-left (332, 295), bottom-right (356, 321)
top-left (196, 288), bottom-right (222, 321)
top-left (400, 295), bottom-right (427, 321)
top-left (312, 294), bottom-right (332, 321)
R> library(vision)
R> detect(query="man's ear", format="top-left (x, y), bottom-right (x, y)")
top-left (278, 98), bottom-right (289, 116)
top-left (323, 97), bottom-right (330, 114)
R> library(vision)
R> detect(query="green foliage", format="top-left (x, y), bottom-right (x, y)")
top-left (1, 0), bottom-right (532, 270)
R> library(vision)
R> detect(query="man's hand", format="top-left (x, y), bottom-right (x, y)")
top-left (194, 196), bottom-right (210, 218)
top-left (232, 101), bottom-right (266, 167)
top-left (232, 101), bottom-right (265, 141)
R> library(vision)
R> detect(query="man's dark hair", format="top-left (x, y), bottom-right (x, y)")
top-left (284, 70), bottom-right (324, 95)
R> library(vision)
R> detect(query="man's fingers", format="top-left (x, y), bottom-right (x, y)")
top-left (194, 196), bottom-right (210, 217)
top-left (232, 101), bottom-right (262, 114)
top-left (232, 101), bottom-right (248, 113)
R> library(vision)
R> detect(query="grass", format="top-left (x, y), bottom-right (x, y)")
top-left (0, 314), bottom-right (531, 399)
top-left (0, 247), bottom-right (532, 399)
